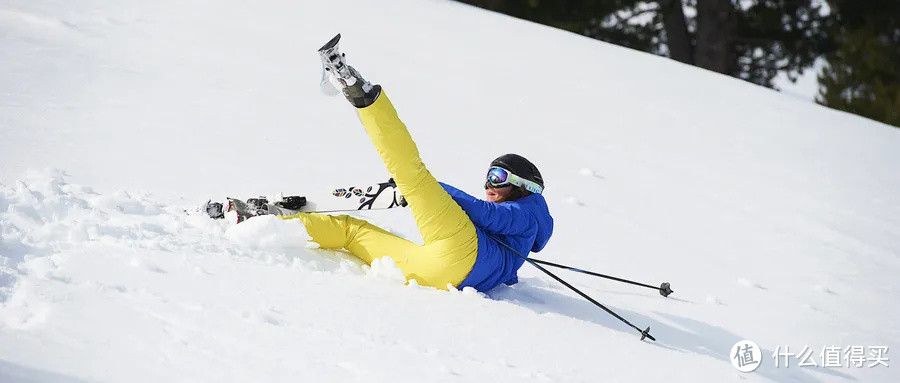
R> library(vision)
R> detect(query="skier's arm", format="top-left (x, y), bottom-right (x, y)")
top-left (440, 183), bottom-right (532, 235)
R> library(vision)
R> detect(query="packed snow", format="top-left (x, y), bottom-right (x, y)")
top-left (2, 0), bottom-right (899, 382)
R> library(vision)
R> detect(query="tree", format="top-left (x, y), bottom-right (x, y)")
top-left (457, 0), bottom-right (836, 87)
top-left (817, 0), bottom-right (900, 127)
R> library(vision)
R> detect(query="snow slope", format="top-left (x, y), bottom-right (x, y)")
top-left (2, 0), bottom-right (899, 382)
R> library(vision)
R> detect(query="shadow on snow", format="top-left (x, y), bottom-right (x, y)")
top-left (487, 278), bottom-right (856, 383)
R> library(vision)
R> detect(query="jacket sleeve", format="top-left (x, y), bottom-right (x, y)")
top-left (440, 182), bottom-right (534, 236)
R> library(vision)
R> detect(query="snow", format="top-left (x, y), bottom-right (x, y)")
top-left (1, 0), bottom-right (899, 382)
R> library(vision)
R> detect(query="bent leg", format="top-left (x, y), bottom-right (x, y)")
top-left (281, 212), bottom-right (419, 267)
top-left (282, 211), bottom-right (475, 289)
top-left (281, 212), bottom-right (468, 289)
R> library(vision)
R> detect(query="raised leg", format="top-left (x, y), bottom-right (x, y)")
top-left (356, 92), bottom-right (476, 247)
top-left (317, 34), bottom-right (477, 288)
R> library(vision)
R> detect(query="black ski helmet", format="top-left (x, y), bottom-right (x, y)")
top-left (490, 153), bottom-right (544, 190)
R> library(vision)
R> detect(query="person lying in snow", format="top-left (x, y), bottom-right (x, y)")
top-left (255, 35), bottom-right (553, 292)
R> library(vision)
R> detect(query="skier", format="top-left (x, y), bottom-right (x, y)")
top-left (278, 35), bottom-right (553, 291)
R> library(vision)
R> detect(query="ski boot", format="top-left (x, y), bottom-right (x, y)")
top-left (265, 195), bottom-right (308, 216)
top-left (225, 196), bottom-right (269, 223)
top-left (318, 33), bottom-right (381, 108)
top-left (216, 195), bottom-right (307, 223)
top-left (275, 195), bottom-right (307, 210)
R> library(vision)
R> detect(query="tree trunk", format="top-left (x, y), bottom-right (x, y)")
top-left (694, 0), bottom-right (736, 74)
top-left (660, 0), bottom-right (694, 64)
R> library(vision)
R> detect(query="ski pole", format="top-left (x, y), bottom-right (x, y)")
top-left (486, 234), bottom-right (656, 342)
top-left (529, 258), bottom-right (673, 297)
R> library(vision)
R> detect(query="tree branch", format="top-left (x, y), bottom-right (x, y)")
top-left (613, 6), bottom-right (660, 25)
top-left (741, 58), bottom-right (793, 71)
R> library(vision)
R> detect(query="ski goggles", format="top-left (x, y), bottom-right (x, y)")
top-left (485, 167), bottom-right (543, 194)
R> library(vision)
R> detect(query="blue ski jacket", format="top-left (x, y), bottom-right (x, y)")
top-left (440, 183), bottom-right (554, 292)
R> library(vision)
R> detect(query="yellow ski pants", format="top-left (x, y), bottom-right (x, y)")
top-left (282, 91), bottom-right (478, 289)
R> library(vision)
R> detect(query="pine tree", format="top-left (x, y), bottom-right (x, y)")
top-left (817, 1), bottom-right (900, 127)
top-left (456, 0), bottom-right (835, 88)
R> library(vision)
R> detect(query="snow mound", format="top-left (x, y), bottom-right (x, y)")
top-left (364, 256), bottom-right (408, 285)
top-left (224, 214), bottom-right (312, 250)
top-left (0, 170), bottom-right (378, 304)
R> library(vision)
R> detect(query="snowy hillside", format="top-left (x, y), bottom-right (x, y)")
top-left (2, 0), bottom-right (899, 382)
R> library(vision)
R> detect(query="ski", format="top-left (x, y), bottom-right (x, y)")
top-left (196, 177), bottom-right (407, 223)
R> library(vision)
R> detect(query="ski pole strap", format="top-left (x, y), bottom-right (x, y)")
top-left (486, 234), bottom-right (656, 341)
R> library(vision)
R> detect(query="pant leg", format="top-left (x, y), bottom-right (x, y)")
top-left (354, 91), bottom-right (478, 288)
top-left (356, 92), bottom-right (474, 242)
top-left (281, 212), bottom-right (418, 265)
top-left (281, 212), bottom-right (469, 289)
